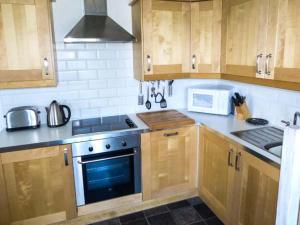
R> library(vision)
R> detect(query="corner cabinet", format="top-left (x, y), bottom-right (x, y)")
top-left (199, 126), bottom-right (279, 225)
top-left (130, 0), bottom-right (222, 81)
top-left (0, 145), bottom-right (76, 225)
top-left (0, 0), bottom-right (56, 89)
top-left (141, 126), bottom-right (198, 201)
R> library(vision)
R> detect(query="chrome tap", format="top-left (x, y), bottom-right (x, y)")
top-left (293, 112), bottom-right (300, 125)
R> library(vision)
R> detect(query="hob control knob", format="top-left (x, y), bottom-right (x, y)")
top-left (121, 141), bottom-right (127, 147)
top-left (106, 144), bottom-right (111, 149)
top-left (88, 147), bottom-right (94, 152)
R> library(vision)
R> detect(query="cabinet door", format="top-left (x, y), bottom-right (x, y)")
top-left (141, 126), bottom-right (197, 200)
top-left (274, 0), bottom-right (300, 83)
top-left (0, 0), bottom-right (56, 89)
top-left (224, 0), bottom-right (269, 78)
top-left (143, 0), bottom-right (191, 76)
top-left (236, 150), bottom-right (279, 225)
top-left (199, 127), bottom-right (235, 224)
top-left (190, 0), bottom-right (222, 73)
top-left (0, 145), bottom-right (76, 225)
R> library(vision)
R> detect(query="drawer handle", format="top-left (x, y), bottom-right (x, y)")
top-left (64, 148), bottom-right (69, 166)
top-left (164, 132), bottom-right (179, 137)
top-left (235, 152), bottom-right (241, 171)
top-left (228, 149), bottom-right (234, 167)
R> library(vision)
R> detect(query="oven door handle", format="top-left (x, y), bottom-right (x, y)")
top-left (77, 151), bottom-right (136, 165)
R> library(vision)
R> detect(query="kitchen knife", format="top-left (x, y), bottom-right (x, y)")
top-left (232, 96), bottom-right (240, 107)
top-left (235, 92), bottom-right (244, 104)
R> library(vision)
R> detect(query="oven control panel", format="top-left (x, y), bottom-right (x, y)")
top-left (72, 134), bottom-right (141, 157)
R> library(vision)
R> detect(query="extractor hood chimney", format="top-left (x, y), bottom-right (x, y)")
top-left (64, 0), bottom-right (136, 43)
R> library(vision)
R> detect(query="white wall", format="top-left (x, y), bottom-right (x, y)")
top-left (0, 0), bottom-right (299, 130)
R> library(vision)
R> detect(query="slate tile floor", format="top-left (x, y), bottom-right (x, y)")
top-left (89, 197), bottom-right (224, 225)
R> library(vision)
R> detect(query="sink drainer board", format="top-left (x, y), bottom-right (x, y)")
top-left (231, 126), bottom-right (283, 153)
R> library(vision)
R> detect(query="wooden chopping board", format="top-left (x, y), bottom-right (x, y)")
top-left (137, 110), bottom-right (195, 131)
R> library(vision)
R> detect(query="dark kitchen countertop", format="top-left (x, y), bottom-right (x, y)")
top-left (0, 114), bottom-right (149, 153)
top-left (0, 109), bottom-right (282, 165)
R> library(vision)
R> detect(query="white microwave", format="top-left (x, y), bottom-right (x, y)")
top-left (187, 85), bottom-right (233, 115)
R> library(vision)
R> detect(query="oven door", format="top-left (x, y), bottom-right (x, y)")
top-left (73, 148), bottom-right (141, 206)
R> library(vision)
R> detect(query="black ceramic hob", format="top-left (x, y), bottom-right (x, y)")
top-left (72, 115), bottom-right (137, 136)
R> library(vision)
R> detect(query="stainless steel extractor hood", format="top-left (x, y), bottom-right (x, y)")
top-left (64, 0), bottom-right (136, 43)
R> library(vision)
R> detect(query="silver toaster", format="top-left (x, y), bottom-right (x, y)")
top-left (4, 106), bottom-right (41, 131)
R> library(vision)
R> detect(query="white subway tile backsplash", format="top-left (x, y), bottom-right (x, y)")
top-left (88, 80), bottom-right (107, 89)
top-left (78, 70), bottom-right (98, 80)
top-left (79, 90), bottom-right (98, 99)
top-left (56, 51), bottom-right (76, 60)
top-left (0, 41), bottom-right (298, 131)
top-left (78, 51), bottom-right (97, 59)
top-left (87, 60), bottom-right (107, 69)
top-left (97, 50), bottom-right (116, 59)
top-left (58, 71), bottom-right (78, 81)
top-left (65, 43), bottom-right (85, 50)
top-left (67, 60), bottom-right (86, 70)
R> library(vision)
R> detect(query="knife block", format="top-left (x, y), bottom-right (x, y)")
top-left (235, 103), bottom-right (251, 120)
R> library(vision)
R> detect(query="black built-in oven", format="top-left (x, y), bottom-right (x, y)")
top-left (72, 134), bottom-right (141, 206)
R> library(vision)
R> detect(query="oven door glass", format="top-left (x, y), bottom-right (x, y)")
top-left (82, 149), bottom-right (135, 204)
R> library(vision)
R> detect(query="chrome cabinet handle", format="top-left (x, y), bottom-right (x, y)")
top-left (192, 55), bottom-right (196, 70)
top-left (228, 149), bottom-right (234, 167)
top-left (164, 132), bottom-right (179, 137)
top-left (256, 54), bottom-right (263, 75)
top-left (265, 54), bottom-right (272, 76)
top-left (64, 148), bottom-right (69, 166)
top-left (43, 57), bottom-right (49, 75)
top-left (146, 55), bottom-right (151, 72)
top-left (235, 152), bottom-right (241, 171)
top-left (77, 151), bottom-right (136, 165)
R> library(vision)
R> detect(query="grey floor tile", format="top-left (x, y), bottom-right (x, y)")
top-left (143, 205), bottom-right (169, 217)
top-left (189, 222), bottom-right (206, 225)
top-left (194, 204), bottom-right (215, 219)
top-left (88, 218), bottom-right (120, 225)
top-left (205, 217), bottom-right (224, 225)
top-left (167, 200), bottom-right (190, 210)
top-left (147, 212), bottom-right (176, 225)
top-left (121, 218), bottom-right (148, 225)
top-left (171, 206), bottom-right (202, 225)
top-left (120, 211), bottom-right (145, 224)
top-left (187, 197), bottom-right (203, 206)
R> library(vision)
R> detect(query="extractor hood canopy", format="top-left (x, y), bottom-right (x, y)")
top-left (64, 0), bottom-right (136, 43)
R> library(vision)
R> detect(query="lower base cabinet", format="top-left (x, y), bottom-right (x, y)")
top-left (0, 145), bottom-right (77, 225)
top-left (199, 127), bottom-right (280, 225)
top-left (141, 126), bottom-right (198, 201)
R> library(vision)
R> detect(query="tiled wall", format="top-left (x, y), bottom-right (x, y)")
top-left (0, 41), bottom-right (299, 130)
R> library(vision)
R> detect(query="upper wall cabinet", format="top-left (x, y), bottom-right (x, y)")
top-left (0, 0), bottom-right (56, 89)
top-left (274, 0), bottom-right (300, 83)
top-left (131, 0), bottom-right (222, 81)
top-left (223, 0), bottom-right (276, 79)
top-left (191, 0), bottom-right (222, 74)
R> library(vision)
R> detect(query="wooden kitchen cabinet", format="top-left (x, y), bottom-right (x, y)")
top-left (0, 145), bottom-right (76, 225)
top-left (273, 0), bottom-right (300, 83)
top-left (222, 0), bottom-right (280, 80)
top-left (199, 126), bottom-right (235, 224)
top-left (199, 126), bottom-right (280, 225)
top-left (190, 0), bottom-right (222, 74)
top-left (141, 126), bottom-right (198, 201)
top-left (130, 0), bottom-right (222, 81)
top-left (0, 0), bottom-right (56, 89)
top-left (236, 149), bottom-right (279, 225)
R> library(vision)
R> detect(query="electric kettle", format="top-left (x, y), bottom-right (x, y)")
top-left (45, 100), bottom-right (71, 127)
